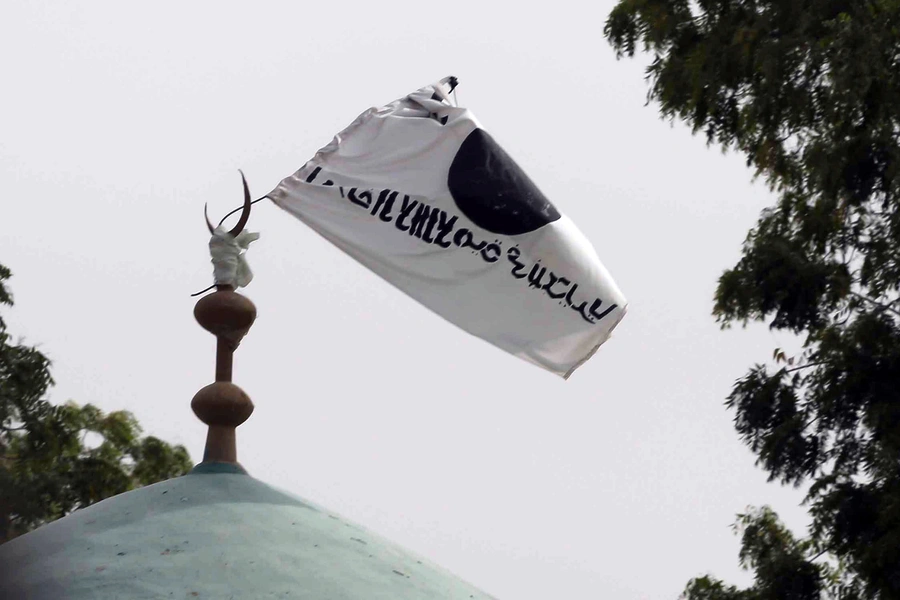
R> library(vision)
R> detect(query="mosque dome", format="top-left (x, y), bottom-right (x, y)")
top-left (0, 196), bottom-right (494, 599)
top-left (0, 463), bottom-right (493, 599)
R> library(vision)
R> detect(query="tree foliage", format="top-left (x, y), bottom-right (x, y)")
top-left (0, 264), bottom-right (192, 543)
top-left (605, 1), bottom-right (900, 598)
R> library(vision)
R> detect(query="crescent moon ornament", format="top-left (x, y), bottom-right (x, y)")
top-left (204, 202), bottom-right (216, 235)
top-left (203, 170), bottom-right (253, 236)
top-left (228, 170), bottom-right (252, 237)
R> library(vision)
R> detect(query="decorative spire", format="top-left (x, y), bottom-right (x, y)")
top-left (191, 173), bottom-right (258, 468)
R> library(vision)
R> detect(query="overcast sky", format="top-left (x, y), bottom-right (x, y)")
top-left (2, 2), bottom-right (811, 598)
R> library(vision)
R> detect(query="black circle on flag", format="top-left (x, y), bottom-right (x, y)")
top-left (448, 129), bottom-right (561, 236)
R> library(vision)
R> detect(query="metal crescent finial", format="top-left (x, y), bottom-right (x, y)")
top-left (204, 203), bottom-right (216, 234)
top-left (228, 170), bottom-right (252, 237)
top-left (202, 170), bottom-right (253, 236)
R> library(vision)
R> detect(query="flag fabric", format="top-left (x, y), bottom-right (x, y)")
top-left (268, 77), bottom-right (627, 378)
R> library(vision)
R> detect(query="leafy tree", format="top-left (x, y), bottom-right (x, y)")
top-left (605, 1), bottom-right (900, 598)
top-left (0, 263), bottom-right (192, 543)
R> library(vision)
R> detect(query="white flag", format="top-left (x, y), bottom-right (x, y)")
top-left (268, 77), bottom-right (627, 378)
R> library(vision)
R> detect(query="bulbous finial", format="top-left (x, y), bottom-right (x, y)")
top-left (191, 287), bottom-right (256, 464)
top-left (191, 174), bottom-right (259, 469)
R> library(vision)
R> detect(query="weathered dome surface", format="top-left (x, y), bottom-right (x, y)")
top-left (0, 466), bottom-right (495, 599)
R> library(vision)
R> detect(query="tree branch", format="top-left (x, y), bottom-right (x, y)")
top-left (803, 414), bottom-right (821, 432)
top-left (808, 549), bottom-right (829, 562)
top-left (785, 362), bottom-right (826, 373)
top-left (849, 291), bottom-right (900, 318)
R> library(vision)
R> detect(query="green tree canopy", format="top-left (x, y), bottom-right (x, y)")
top-left (605, 1), bottom-right (900, 598)
top-left (0, 263), bottom-right (192, 543)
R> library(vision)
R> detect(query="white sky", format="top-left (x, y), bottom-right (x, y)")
top-left (1, 2), bottom-right (811, 598)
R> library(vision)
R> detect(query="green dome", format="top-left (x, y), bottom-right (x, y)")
top-left (0, 466), bottom-right (494, 599)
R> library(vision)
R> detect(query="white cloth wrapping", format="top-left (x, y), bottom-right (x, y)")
top-left (268, 77), bottom-right (627, 378)
top-left (209, 226), bottom-right (259, 289)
